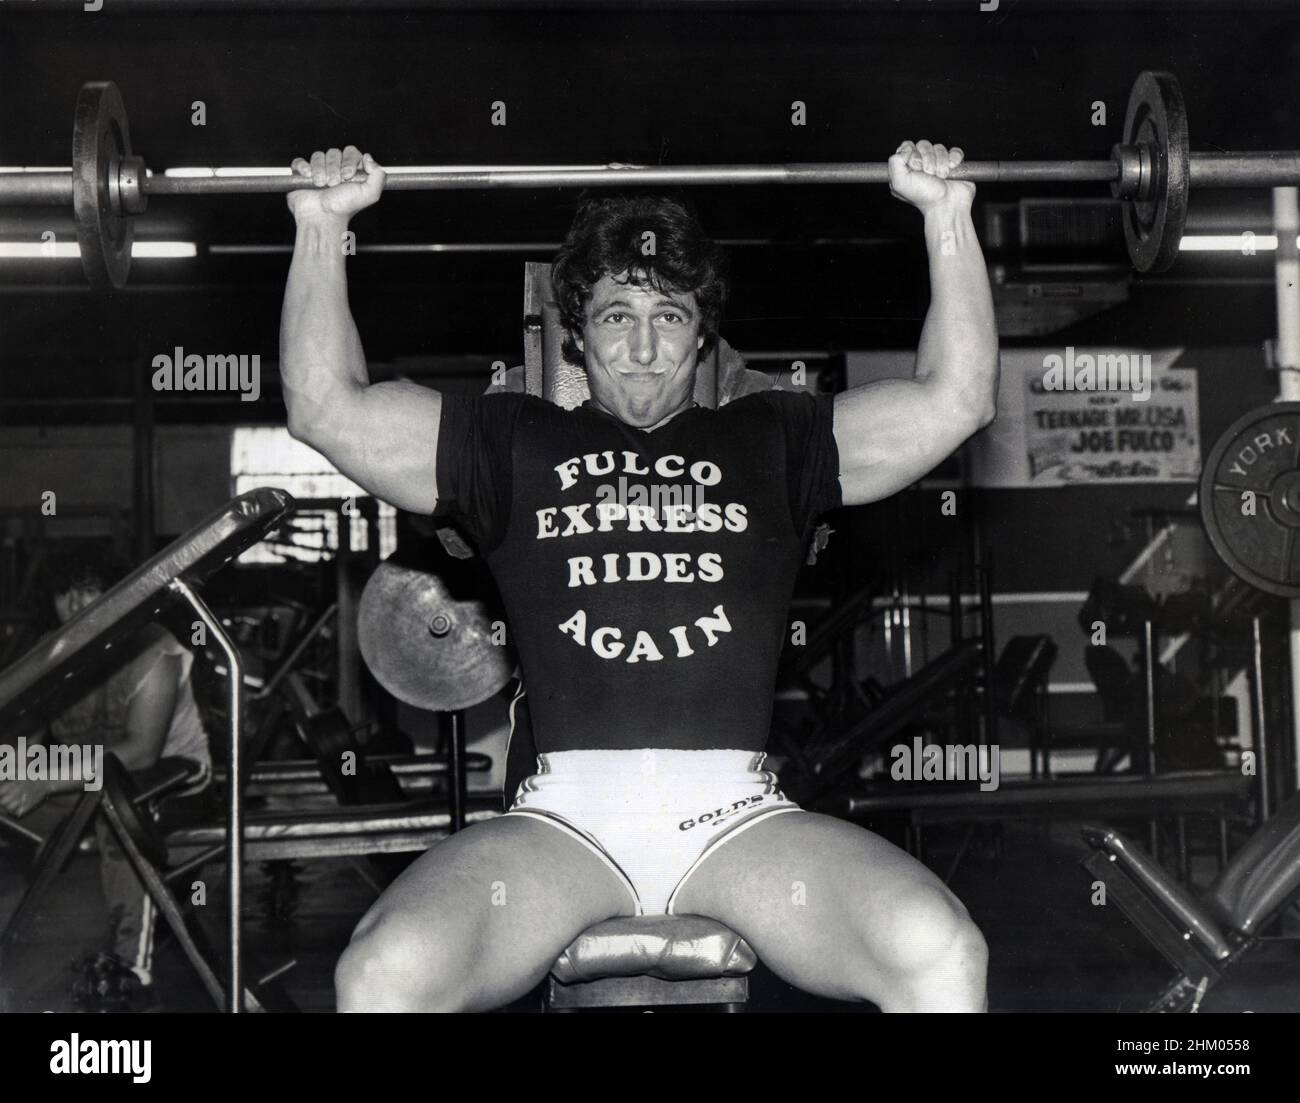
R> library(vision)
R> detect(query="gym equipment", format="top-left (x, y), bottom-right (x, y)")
top-left (7, 70), bottom-right (1300, 286)
top-left (795, 638), bottom-right (985, 801)
top-left (233, 752), bottom-right (493, 800)
top-left (1199, 401), bottom-right (1300, 598)
top-left (779, 567), bottom-right (1000, 801)
top-left (356, 560), bottom-right (508, 833)
top-left (356, 561), bottom-right (512, 713)
top-left (1115, 71), bottom-right (1188, 273)
top-left (0, 487), bottom-right (292, 737)
top-left (161, 797), bottom-right (498, 863)
top-left (0, 755), bottom-right (296, 1013)
top-left (843, 770), bottom-right (1247, 872)
top-left (548, 915), bottom-right (755, 1011)
top-left (93, 757), bottom-right (299, 1012)
top-left (71, 81), bottom-right (137, 291)
top-left (297, 704), bottom-right (407, 807)
top-left (0, 493), bottom-right (505, 1012)
top-left (1073, 401), bottom-right (1300, 1012)
top-left (0, 488), bottom-right (293, 1012)
top-left (1081, 787), bottom-right (1300, 1012)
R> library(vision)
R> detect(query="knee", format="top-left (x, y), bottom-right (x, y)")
top-left (868, 885), bottom-right (987, 985)
top-left (335, 915), bottom-right (467, 1013)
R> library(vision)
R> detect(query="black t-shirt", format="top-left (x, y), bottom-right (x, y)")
top-left (435, 390), bottom-right (841, 752)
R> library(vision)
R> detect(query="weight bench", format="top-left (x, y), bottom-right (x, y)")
top-left (236, 752), bottom-right (492, 800)
top-left (161, 795), bottom-right (500, 863)
top-left (1081, 787), bottom-right (1300, 1011)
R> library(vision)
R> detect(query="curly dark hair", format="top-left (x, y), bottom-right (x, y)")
top-left (18, 541), bottom-right (129, 638)
top-left (37, 542), bottom-right (128, 602)
top-left (551, 193), bottom-right (729, 365)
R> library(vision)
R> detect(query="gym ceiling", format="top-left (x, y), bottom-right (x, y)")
top-left (2, 0), bottom-right (1298, 409)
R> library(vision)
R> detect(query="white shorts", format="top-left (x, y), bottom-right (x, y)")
top-left (504, 749), bottom-right (802, 916)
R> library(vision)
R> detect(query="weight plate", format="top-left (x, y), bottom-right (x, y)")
top-left (1121, 71), bottom-right (1189, 273)
top-left (72, 82), bottom-right (133, 290)
top-left (358, 562), bottom-right (512, 711)
top-left (1199, 401), bottom-right (1300, 598)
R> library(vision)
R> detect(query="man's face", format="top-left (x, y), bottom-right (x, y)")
top-left (54, 583), bottom-right (103, 624)
top-left (576, 271), bottom-right (704, 429)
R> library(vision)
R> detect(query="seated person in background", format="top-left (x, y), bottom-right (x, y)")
top-left (0, 544), bottom-right (211, 1008)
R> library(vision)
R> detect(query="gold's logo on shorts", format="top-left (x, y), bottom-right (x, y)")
top-left (678, 794), bottom-right (765, 831)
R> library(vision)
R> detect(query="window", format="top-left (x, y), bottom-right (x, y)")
top-left (230, 427), bottom-right (398, 564)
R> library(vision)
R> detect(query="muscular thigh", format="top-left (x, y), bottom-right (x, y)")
top-left (349, 814), bottom-right (635, 1009)
top-left (671, 811), bottom-right (972, 1005)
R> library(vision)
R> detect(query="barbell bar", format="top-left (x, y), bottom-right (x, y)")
top-left (6, 160), bottom-right (1120, 201)
top-left (14, 152), bottom-right (1300, 200)
top-left (4, 69), bottom-right (1300, 288)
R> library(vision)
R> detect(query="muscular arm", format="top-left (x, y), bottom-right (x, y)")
top-left (835, 148), bottom-right (1000, 508)
top-left (279, 150), bottom-right (443, 514)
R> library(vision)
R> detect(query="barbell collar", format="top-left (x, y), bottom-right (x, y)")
top-left (116, 155), bottom-right (148, 215)
top-left (1110, 143), bottom-right (1144, 200)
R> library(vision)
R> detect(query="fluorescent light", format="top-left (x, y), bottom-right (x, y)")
top-left (0, 241), bottom-right (196, 259)
top-left (0, 167), bottom-right (71, 174)
top-left (0, 242), bottom-right (80, 258)
top-left (1178, 234), bottom-right (1286, 251)
top-left (132, 242), bottom-right (198, 258)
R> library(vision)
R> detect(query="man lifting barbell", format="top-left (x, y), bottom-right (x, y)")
top-left (279, 139), bottom-right (999, 1012)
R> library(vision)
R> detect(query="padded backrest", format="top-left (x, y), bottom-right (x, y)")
top-left (1080, 823), bottom-right (1233, 960)
top-left (1207, 788), bottom-right (1300, 934)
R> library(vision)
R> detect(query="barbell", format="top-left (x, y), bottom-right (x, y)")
top-left (6, 70), bottom-right (1300, 288)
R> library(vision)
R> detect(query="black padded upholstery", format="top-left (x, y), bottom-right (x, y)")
top-left (1207, 789), bottom-right (1300, 935)
top-left (1080, 823), bottom-right (1234, 960)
